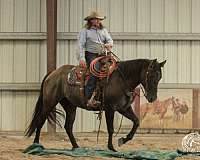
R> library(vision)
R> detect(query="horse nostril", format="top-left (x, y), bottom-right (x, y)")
top-left (149, 97), bottom-right (153, 102)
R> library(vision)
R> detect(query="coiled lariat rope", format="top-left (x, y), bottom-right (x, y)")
top-left (89, 55), bottom-right (117, 78)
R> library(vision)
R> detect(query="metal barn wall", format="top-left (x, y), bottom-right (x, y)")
top-left (0, 0), bottom-right (200, 133)
top-left (0, 0), bottom-right (48, 132)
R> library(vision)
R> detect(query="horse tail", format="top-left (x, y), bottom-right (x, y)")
top-left (25, 72), bottom-right (51, 137)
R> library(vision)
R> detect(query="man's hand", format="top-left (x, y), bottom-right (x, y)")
top-left (104, 43), bottom-right (113, 51)
top-left (79, 59), bottom-right (86, 68)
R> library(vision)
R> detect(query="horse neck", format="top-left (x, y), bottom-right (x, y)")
top-left (118, 59), bottom-right (149, 90)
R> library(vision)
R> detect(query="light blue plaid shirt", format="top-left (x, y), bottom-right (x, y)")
top-left (77, 27), bottom-right (113, 61)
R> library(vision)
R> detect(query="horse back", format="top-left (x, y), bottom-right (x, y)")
top-left (43, 65), bottom-right (75, 100)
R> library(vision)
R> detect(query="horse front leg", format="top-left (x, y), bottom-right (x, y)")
top-left (118, 106), bottom-right (139, 147)
top-left (105, 109), bottom-right (116, 152)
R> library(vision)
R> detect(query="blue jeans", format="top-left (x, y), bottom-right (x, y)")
top-left (85, 52), bottom-right (100, 99)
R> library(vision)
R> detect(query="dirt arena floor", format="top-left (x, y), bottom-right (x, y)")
top-left (0, 133), bottom-right (199, 160)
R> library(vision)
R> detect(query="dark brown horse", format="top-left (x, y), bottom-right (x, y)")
top-left (25, 58), bottom-right (166, 151)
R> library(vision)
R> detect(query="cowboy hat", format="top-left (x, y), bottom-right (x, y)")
top-left (84, 11), bottom-right (106, 21)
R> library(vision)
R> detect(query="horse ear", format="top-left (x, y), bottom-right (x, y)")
top-left (153, 59), bottom-right (157, 63)
top-left (149, 59), bottom-right (157, 68)
top-left (159, 60), bottom-right (166, 68)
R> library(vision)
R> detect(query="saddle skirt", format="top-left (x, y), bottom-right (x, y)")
top-left (67, 66), bottom-right (88, 86)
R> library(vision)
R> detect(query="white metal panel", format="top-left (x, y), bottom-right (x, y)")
top-left (123, 41), bottom-right (137, 60)
top-left (69, 0), bottom-right (83, 32)
top-left (69, 40), bottom-right (78, 65)
top-left (112, 41), bottom-right (123, 60)
top-left (0, 0), bottom-right (14, 32)
top-left (192, 0), bottom-right (200, 33)
top-left (151, 0), bottom-right (164, 32)
top-left (57, 0), bottom-right (69, 32)
top-left (26, 41), bottom-right (40, 82)
top-left (177, 41), bottom-right (191, 83)
top-left (137, 0), bottom-right (151, 32)
top-left (1, 92), bottom-right (14, 131)
top-left (110, 0), bottom-right (124, 32)
top-left (14, 0), bottom-right (27, 32)
top-left (27, 0), bottom-right (41, 32)
top-left (13, 41), bottom-right (27, 82)
top-left (81, 110), bottom-right (97, 132)
top-left (178, 0), bottom-right (191, 33)
top-left (83, 0), bottom-right (97, 21)
top-left (191, 41), bottom-right (200, 83)
top-left (150, 41), bottom-right (164, 61)
top-left (163, 41), bottom-right (178, 83)
top-left (39, 41), bottom-right (47, 81)
top-left (97, 0), bottom-right (110, 30)
top-left (124, 0), bottom-right (137, 32)
top-left (14, 92), bottom-right (26, 131)
top-left (57, 40), bottom-right (69, 67)
top-left (0, 41), bottom-right (14, 82)
top-left (164, 0), bottom-right (178, 32)
top-left (0, 44), bottom-right (2, 82)
top-left (74, 108), bottom-right (82, 132)
top-left (136, 41), bottom-right (150, 59)
top-left (150, 41), bottom-right (164, 82)
top-left (40, 0), bottom-right (47, 32)
top-left (0, 91), bottom-right (2, 129)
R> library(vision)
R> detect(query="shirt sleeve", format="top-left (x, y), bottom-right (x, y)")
top-left (77, 29), bottom-right (87, 61)
top-left (104, 28), bottom-right (113, 46)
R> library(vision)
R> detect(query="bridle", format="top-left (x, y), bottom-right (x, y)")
top-left (140, 61), bottom-right (154, 99)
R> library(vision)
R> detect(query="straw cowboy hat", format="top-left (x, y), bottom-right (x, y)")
top-left (84, 11), bottom-right (106, 21)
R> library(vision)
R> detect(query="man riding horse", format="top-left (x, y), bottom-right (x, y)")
top-left (25, 10), bottom-right (166, 152)
top-left (77, 11), bottom-right (113, 107)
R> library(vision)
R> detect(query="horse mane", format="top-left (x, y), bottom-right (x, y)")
top-left (117, 59), bottom-right (151, 78)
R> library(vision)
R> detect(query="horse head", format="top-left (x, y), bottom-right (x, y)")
top-left (141, 59), bottom-right (166, 103)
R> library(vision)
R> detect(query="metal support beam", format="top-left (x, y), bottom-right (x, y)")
top-left (0, 83), bottom-right (199, 91)
top-left (46, 0), bottom-right (57, 135)
top-left (1, 32), bottom-right (200, 41)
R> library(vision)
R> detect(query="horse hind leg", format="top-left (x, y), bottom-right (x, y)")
top-left (59, 98), bottom-right (79, 149)
top-left (33, 113), bottom-right (47, 143)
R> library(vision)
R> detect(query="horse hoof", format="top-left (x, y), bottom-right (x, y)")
top-left (111, 148), bottom-right (117, 152)
top-left (118, 137), bottom-right (124, 147)
top-left (109, 147), bottom-right (117, 152)
top-left (72, 146), bottom-right (79, 150)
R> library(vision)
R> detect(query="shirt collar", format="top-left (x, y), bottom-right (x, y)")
top-left (90, 26), bottom-right (98, 30)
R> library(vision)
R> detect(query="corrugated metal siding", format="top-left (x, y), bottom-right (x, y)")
top-left (0, 0), bottom-right (200, 132)
top-left (151, 0), bottom-right (164, 32)
top-left (192, 0), bottom-right (200, 33)
top-left (191, 41), bottom-right (200, 83)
